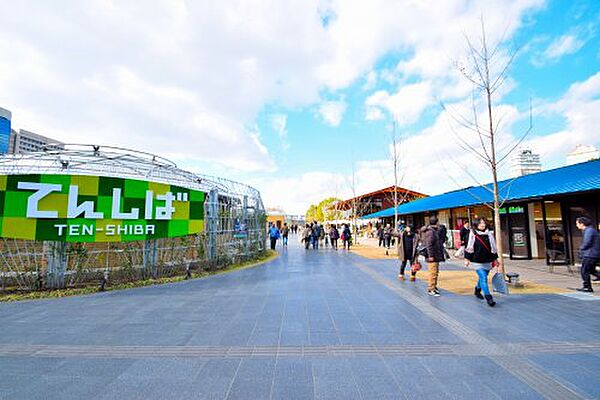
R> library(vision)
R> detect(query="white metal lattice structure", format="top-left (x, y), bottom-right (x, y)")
top-left (0, 144), bottom-right (267, 292)
top-left (0, 144), bottom-right (264, 205)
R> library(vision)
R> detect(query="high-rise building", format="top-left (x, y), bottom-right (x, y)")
top-left (566, 144), bottom-right (599, 166)
top-left (0, 107), bottom-right (11, 154)
top-left (9, 129), bottom-right (65, 154)
top-left (511, 148), bottom-right (542, 177)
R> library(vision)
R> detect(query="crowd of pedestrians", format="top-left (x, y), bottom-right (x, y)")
top-left (392, 216), bottom-right (498, 305)
top-left (268, 214), bottom-right (600, 304)
top-left (300, 221), bottom-right (352, 251)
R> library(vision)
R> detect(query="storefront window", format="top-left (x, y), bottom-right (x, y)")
top-left (472, 206), bottom-right (494, 228)
top-left (533, 202), bottom-right (546, 259)
top-left (544, 201), bottom-right (567, 264)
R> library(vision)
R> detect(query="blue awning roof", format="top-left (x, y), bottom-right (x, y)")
top-left (362, 159), bottom-right (600, 219)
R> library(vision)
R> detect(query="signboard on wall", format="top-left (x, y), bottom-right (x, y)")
top-left (0, 174), bottom-right (205, 242)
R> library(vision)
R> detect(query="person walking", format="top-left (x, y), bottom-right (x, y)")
top-left (384, 224), bottom-right (392, 249)
top-left (464, 218), bottom-right (498, 307)
top-left (281, 223), bottom-right (289, 247)
top-left (342, 224), bottom-right (352, 250)
top-left (302, 224), bottom-right (312, 249)
top-left (393, 225), bottom-right (418, 281)
top-left (311, 221), bottom-right (321, 250)
top-left (575, 217), bottom-right (600, 292)
top-left (269, 224), bottom-right (280, 251)
top-left (377, 225), bottom-right (384, 247)
top-left (319, 224), bottom-right (326, 247)
top-left (329, 224), bottom-right (339, 250)
top-left (420, 216), bottom-right (446, 296)
top-left (459, 221), bottom-right (470, 248)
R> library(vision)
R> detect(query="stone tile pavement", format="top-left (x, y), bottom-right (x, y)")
top-left (1, 236), bottom-right (599, 399)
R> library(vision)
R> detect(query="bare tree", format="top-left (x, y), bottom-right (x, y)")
top-left (376, 121), bottom-right (418, 229)
top-left (391, 121), bottom-right (401, 228)
top-left (444, 17), bottom-right (533, 275)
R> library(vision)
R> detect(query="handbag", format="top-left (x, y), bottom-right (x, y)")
top-left (411, 261), bottom-right (422, 273)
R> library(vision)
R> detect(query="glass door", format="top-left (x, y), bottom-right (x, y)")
top-left (543, 201), bottom-right (568, 264)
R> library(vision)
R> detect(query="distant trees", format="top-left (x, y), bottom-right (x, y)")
top-left (305, 197), bottom-right (342, 222)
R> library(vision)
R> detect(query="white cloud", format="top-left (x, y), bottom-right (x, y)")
top-left (544, 34), bottom-right (586, 59)
top-left (365, 82), bottom-right (433, 126)
top-left (0, 0), bottom-right (547, 212)
top-left (252, 172), bottom-right (350, 215)
top-left (525, 72), bottom-right (600, 164)
top-left (270, 114), bottom-right (289, 150)
top-left (318, 100), bottom-right (347, 127)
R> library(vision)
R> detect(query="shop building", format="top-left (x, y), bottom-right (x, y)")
top-left (363, 159), bottom-right (600, 266)
top-left (335, 185), bottom-right (427, 220)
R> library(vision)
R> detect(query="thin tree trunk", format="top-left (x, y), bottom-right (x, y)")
top-left (487, 86), bottom-right (505, 274)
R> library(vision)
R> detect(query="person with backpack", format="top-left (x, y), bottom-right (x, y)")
top-left (575, 217), bottom-right (600, 292)
top-left (464, 217), bottom-right (498, 307)
top-left (342, 224), bottom-right (352, 250)
top-left (420, 216), bottom-right (446, 296)
top-left (393, 225), bottom-right (418, 281)
top-left (281, 223), bottom-right (290, 247)
top-left (302, 224), bottom-right (312, 250)
top-left (311, 221), bottom-right (321, 249)
top-left (329, 224), bottom-right (340, 250)
top-left (268, 224), bottom-right (280, 251)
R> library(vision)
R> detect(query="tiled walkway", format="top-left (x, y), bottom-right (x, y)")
top-left (1, 237), bottom-right (600, 399)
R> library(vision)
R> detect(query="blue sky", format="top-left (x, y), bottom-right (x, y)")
top-left (0, 0), bottom-right (598, 214)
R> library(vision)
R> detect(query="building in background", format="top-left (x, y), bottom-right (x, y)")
top-left (511, 148), bottom-right (542, 177)
top-left (566, 144), bottom-right (599, 166)
top-left (363, 159), bottom-right (600, 266)
top-left (9, 129), bottom-right (64, 154)
top-left (0, 107), bottom-right (11, 154)
top-left (335, 186), bottom-right (427, 222)
top-left (266, 207), bottom-right (285, 229)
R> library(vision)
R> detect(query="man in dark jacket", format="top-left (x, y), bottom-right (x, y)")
top-left (311, 221), bottom-right (321, 250)
top-left (420, 216), bottom-right (446, 296)
top-left (459, 221), bottom-right (470, 247)
top-left (576, 217), bottom-right (600, 292)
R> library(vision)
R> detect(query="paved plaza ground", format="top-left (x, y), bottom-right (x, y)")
top-left (1, 236), bottom-right (600, 399)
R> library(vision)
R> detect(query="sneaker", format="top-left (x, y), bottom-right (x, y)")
top-left (428, 290), bottom-right (440, 297)
top-left (398, 275), bottom-right (405, 281)
top-left (576, 287), bottom-right (594, 293)
top-left (434, 289), bottom-right (440, 295)
top-left (410, 276), bottom-right (416, 282)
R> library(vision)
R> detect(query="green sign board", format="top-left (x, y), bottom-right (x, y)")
top-left (499, 206), bottom-right (524, 215)
top-left (0, 174), bottom-right (205, 242)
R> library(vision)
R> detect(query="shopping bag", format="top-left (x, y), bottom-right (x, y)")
top-left (491, 271), bottom-right (509, 295)
top-left (454, 246), bottom-right (465, 258)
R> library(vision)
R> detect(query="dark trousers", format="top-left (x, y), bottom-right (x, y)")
top-left (581, 257), bottom-right (600, 288)
top-left (399, 258), bottom-right (413, 275)
top-left (304, 238), bottom-right (310, 249)
top-left (270, 238), bottom-right (277, 250)
top-left (343, 239), bottom-right (351, 249)
top-left (312, 236), bottom-right (319, 249)
top-left (385, 237), bottom-right (391, 248)
top-left (331, 239), bottom-right (338, 250)
top-left (378, 237), bottom-right (384, 247)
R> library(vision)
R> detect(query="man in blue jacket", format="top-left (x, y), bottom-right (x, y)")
top-left (576, 217), bottom-right (600, 292)
top-left (269, 224), bottom-right (281, 251)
